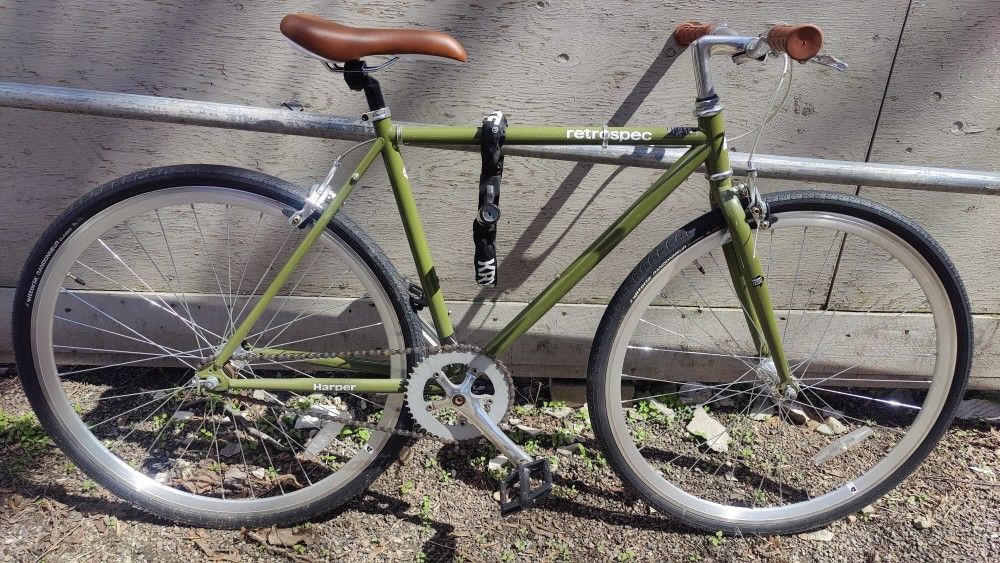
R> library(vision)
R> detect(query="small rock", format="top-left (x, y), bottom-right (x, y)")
top-left (825, 417), bottom-right (848, 435)
top-left (294, 414), bottom-right (324, 430)
top-left (817, 405), bottom-right (845, 420)
top-left (251, 390), bottom-right (270, 401)
top-left (969, 466), bottom-right (995, 477)
top-left (955, 398), bottom-right (1000, 421)
top-left (251, 468), bottom-right (267, 479)
top-left (492, 491), bottom-right (502, 502)
top-left (267, 528), bottom-right (310, 547)
top-left (542, 406), bottom-right (573, 419)
top-left (488, 455), bottom-right (509, 471)
top-left (507, 416), bottom-right (521, 425)
top-left (647, 399), bottom-right (675, 418)
top-left (515, 424), bottom-right (544, 436)
top-left (170, 459), bottom-right (191, 469)
top-left (861, 504), bottom-right (875, 515)
top-left (805, 419), bottom-right (820, 431)
top-left (797, 529), bottom-right (835, 542)
top-left (308, 404), bottom-right (342, 419)
top-left (749, 397), bottom-right (774, 421)
top-left (847, 514), bottom-right (858, 524)
top-left (679, 382), bottom-right (713, 405)
top-left (218, 442), bottom-right (241, 458)
top-left (171, 411), bottom-right (194, 422)
top-left (685, 408), bottom-right (731, 453)
top-left (724, 471), bottom-right (737, 482)
top-left (815, 424), bottom-right (835, 436)
top-left (782, 405), bottom-right (809, 424)
top-left (912, 515), bottom-right (935, 530)
top-left (557, 444), bottom-right (584, 456)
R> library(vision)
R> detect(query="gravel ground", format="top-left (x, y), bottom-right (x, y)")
top-left (1, 367), bottom-right (998, 563)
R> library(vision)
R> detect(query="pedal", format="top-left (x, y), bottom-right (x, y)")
top-left (498, 458), bottom-right (553, 515)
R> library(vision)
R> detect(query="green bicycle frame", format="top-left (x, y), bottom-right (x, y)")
top-left (200, 110), bottom-right (795, 394)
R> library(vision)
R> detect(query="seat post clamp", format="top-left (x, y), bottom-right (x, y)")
top-left (707, 170), bottom-right (732, 182)
top-left (361, 108), bottom-right (391, 122)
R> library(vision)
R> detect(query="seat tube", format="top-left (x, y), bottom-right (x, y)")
top-left (700, 107), bottom-right (795, 389)
top-left (373, 116), bottom-right (456, 342)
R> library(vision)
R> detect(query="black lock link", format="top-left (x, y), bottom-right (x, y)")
top-left (474, 110), bottom-right (507, 286)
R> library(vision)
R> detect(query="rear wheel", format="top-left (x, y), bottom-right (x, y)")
top-left (588, 191), bottom-right (971, 534)
top-left (13, 165), bottom-right (422, 528)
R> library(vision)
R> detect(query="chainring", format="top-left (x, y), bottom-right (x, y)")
top-left (404, 350), bottom-right (513, 441)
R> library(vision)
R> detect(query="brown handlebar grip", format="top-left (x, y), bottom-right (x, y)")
top-left (766, 23), bottom-right (823, 62)
top-left (674, 21), bottom-right (716, 46)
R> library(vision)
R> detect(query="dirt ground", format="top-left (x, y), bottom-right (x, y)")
top-left (1, 367), bottom-right (998, 563)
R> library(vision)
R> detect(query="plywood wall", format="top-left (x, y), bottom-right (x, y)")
top-left (0, 1), bottom-right (997, 385)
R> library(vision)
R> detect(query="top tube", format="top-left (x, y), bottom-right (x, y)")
top-left (398, 125), bottom-right (708, 147)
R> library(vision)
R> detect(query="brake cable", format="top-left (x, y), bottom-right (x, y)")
top-left (724, 52), bottom-right (794, 256)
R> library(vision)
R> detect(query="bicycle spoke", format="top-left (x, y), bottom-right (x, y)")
top-left (155, 209), bottom-right (207, 350)
top-left (123, 220), bottom-right (214, 349)
top-left (72, 259), bottom-right (221, 345)
top-left (191, 203), bottom-right (235, 337)
top-left (252, 246), bottom-right (327, 349)
top-left (781, 227), bottom-right (808, 342)
top-left (59, 289), bottom-right (199, 371)
top-left (605, 202), bottom-right (955, 527)
top-left (231, 228), bottom-right (297, 329)
top-left (259, 269), bottom-right (351, 350)
top-left (54, 315), bottom-right (201, 359)
top-left (257, 321), bottom-right (383, 352)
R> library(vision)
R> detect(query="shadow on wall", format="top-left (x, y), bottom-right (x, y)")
top-left (1, 0), bottom-right (688, 346)
top-left (452, 35), bottom-right (687, 337)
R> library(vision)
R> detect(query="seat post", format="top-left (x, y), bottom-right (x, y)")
top-left (343, 60), bottom-right (386, 111)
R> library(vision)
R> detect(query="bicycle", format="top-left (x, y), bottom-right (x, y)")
top-left (11, 14), bottom-right (972, 534)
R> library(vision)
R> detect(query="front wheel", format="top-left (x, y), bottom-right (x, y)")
top-left (588, 191), bottom-right (971, 534)
top-left (13, 165), bottom-right (423, 528)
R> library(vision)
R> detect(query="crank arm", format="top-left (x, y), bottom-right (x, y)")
top-left (456, 399), bottom-right (532, 466)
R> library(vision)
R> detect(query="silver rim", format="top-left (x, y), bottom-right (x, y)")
top-left (29, 186), bottom-right (407, 518)
top-left (605, 210), bottom-right (957, 526)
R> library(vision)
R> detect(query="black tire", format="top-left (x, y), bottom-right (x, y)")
top-left (13, 165), bottom-right (423, 528)
top-left (587, 190), bottom-right (972, 534)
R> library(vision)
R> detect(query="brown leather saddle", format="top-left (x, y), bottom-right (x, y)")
top-left (280, 13), bottom-right (467, 63)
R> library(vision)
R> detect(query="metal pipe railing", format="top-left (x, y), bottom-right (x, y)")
top-left (2, 81), bottom-right (998, 195)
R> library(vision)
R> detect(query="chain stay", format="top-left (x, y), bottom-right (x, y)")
top-left (238, 343), bottom-right (514, 444)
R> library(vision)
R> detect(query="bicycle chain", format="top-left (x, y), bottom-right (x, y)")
top-left (237, 343), bottom-right (514, 444)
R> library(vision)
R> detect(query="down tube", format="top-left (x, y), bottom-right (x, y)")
top-left (485, 144), bottom-right (710, 356)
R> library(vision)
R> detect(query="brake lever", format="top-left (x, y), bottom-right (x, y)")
top-left (810, 54), bottom-right (848, 72)
top-left (732, 36), bottom-right (770, 65)
top-left (732, 50), bottom-right (767, 65)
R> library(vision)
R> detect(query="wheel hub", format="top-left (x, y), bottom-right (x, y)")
top-left (754, 357), bottom-right (798, 402)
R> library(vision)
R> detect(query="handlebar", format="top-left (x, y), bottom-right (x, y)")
top-left (766, 24), bottom-right (823, 62)
top-left (674, 21), bottom-right (824, 63)
top-left (674, 22), bottom-right (716, 47)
